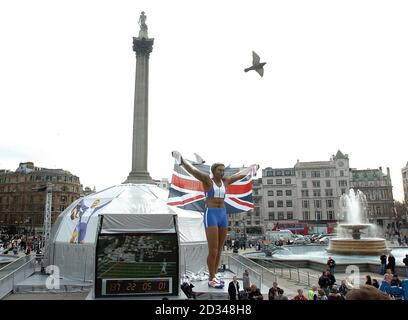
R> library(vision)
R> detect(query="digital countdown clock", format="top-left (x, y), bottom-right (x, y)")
top-left (102, 278), bottom-right (173, 295)
top-left (94, 232), bottom-right (179, 298)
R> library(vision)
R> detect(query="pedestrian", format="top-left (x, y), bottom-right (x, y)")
top-left (248, 284), bottom-right (263, 300)
top-left (318, 271), bottom-right (330, 294)
top-left (228, 276), bottom-right (240, 300)
top-left (316, 289), bottom-right (328, 300)
top-left (387, 254), bottom-right (396, 274)
top-left (327, 256), bottom-right (336, 274)
top-left (326, 270), bottom-right (336, 290)
top-left (307, 286), bottom-right (318, 300)
top-left (402, 254), bottom-right (408, 278)
top-left (338, 280), bottom-right (349, 296)
top-left (275, 288), bottom-right (288, 300)
top-left (365, 275), bottom-right (372, 286)
top-left (372, 279), bottom-right (380, 289)
top-left (390, 274), bottom-right (401, 287)
top-left (380, 254), bottom-right (387, 275)
top-left (242, 269), bottom-right (250, 291)
top-left (268, 281), bottom-right (280, 300)
top-left (384, 269), bottom-right (393, 284)
top-left (292, 289), bottom-right (308, 300)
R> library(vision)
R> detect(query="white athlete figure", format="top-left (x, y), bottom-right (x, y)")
top-left (160, 258), bottom-right (167, 275)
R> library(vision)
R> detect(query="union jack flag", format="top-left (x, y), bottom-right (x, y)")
top-left (167, 161), bottom-right (255, 214)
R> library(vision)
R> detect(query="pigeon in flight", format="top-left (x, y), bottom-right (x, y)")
top-left (244, 51), bottom-right (266, 77)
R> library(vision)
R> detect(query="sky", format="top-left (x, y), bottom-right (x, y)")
top-left (0, 0), bottom-right (407, 201)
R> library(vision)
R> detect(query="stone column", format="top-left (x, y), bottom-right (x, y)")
top-left (125, 35), bottom-right (154, 184)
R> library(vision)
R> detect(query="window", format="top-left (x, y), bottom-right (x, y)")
top-left (302, 200), bottom-right (309, 208)
top-left (313, 189), bottom-right (321, 197)
top-left (325, 170), bottom-right (330, 177)
top-left (339, 180), bottom-right (347, 187)
top-left (267, 190), bottom-right (274, 196)
top-left (278, 212), bottom-right (285, 220)
top-left (266, 171), bottom-right (273, 177)
top-left (302, 171), bottom-right (306, 178)
top-left (341, 188), bottom-right (346, 194)
top-left (268, 201), bottom-right (274, 208)
top-left (326, 199), bottom-right (334, 208)
top-left (303, 211), bottom-right (310, 220)
top-left (312, 181), bottom-right (320, 188)
top-left (301, 190), bottom-right (309, 197)
top-left (325, 189), bottom-right (333, 197)
top-left (287, 212), bottom-right (293, 220)
top-left (302, 181), bottom-right (307, 188)
top-left (277, 201), bottom-right (283, 207)
top-left (269, 212), bottom-right (275, 220)
top-left (277, 190), bottom-right (283, 196)
top-left (276, 179), bottom-right (282, 185)
top-left (327, 211), bottom-right (335, 220)
top-left (285, 178), bottom-right (291, 185)
top-left (316, 211), bottom-right (322, 220)
top-left (255, 208), bottom-right (260, 216)
top-left (267, 179), bottom-right (273, 185)
top-left (376, 206), bottom-right (381, 215)
top-left (284, 170), bottom-right (291, 176)
top-left (285, 190), bottom-right (292, 196)
top-left (314, 200), bottom-right (321, 208)
top-left (286, 200), bottom-right (293, 207)
top-left (311, 171), bottom-right (320, 178)
top-left (325, 180), bottom-right (331, 187)
top-left (340, 170), bottom-right (344, 177)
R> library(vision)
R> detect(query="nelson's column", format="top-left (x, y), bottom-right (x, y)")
top-left (126, 11), bottom-right (154, 184)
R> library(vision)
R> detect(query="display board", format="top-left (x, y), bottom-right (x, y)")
top-left (94, 232), bottom-right (179, 298)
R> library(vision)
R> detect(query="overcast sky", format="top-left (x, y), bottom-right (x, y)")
top-left (0, 0), bottom-right (407, 201)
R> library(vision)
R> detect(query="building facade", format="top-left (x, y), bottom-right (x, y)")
top-left (294, 151), bottom-right (350, 233)
top-left (350, 167), bottom-right (394, 228)
top-left (260, 167), bottom-right (298, 231)
top-left (0, 162), bottom-right (81, 233)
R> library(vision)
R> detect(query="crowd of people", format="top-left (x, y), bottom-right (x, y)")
top-left (226, 255), bottom-right (408, 301)
top-left (0, 230), bottom-right (43, 256)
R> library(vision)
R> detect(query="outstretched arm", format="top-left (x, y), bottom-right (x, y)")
top-left (172, 151), bottom-right (211, 186)
top-left (225, 164), bottom-right (259, 185)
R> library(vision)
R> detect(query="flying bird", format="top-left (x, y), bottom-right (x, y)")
top-left (244, 51), bottom-right (266, 77)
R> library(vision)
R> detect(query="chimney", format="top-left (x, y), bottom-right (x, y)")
top-left (387, 167), bottom-right (390, 176)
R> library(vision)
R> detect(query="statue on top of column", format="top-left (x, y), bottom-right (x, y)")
top-left (138, 11), bottom-right (148, 38)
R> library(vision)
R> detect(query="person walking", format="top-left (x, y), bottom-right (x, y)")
top-left (242, 269), bottom-right (251, 291)
top-left (327, 256), bottom-right (336, 274)
top-left (402, 254), bottom-right (408, 279)
top-left (380, 254), bottom-right (387, 275)
top-left (387, 254), bottom-right (396, 274)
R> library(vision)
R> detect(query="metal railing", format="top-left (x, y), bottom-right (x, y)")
top-left (226, 255), bottom-right (263, 289)
top-left (0, 254), bottom-right (37, 299)
top-left (254, 258), bottom-right (320, 287)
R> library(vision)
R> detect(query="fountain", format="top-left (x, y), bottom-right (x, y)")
top-left (327, 189), bottom-right (389, 255)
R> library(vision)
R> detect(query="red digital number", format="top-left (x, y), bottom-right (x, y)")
top-left (158, 281), bottom-right (166, 290)
top-left (142, 282), bottom-right (152, 291)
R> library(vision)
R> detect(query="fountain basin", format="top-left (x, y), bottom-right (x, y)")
top-left (327, 238), bottom-right (389, 255)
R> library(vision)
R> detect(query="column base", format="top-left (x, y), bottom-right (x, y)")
top-left (125, 171), bottom-right (155, 184)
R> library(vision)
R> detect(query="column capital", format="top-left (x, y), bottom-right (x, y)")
top-left (133, 37), bottom-right (154, 56)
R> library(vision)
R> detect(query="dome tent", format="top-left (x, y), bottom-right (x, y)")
top-left (46, 183), bottom-right (208, 282)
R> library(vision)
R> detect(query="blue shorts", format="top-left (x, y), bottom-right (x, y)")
top-left (204, 207), bottom-right (228, 228)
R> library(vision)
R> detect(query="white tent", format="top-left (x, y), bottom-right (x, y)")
top-left (46, 183), bottom-right (208, 282)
